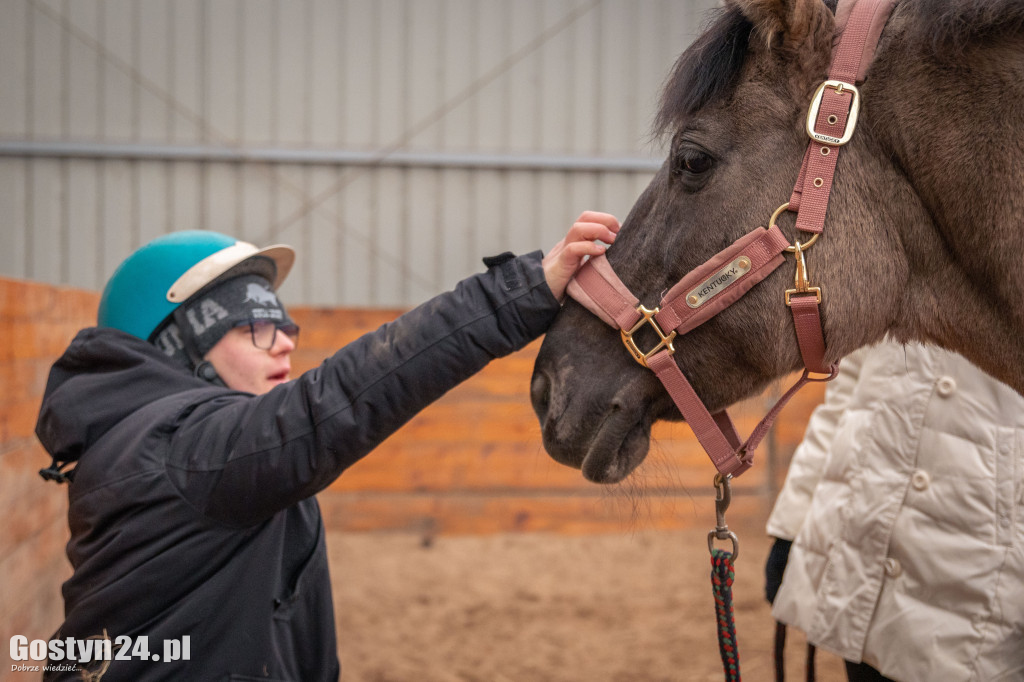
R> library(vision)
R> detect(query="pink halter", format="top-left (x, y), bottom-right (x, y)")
top-left (566, 0), bottom-right (897, 477)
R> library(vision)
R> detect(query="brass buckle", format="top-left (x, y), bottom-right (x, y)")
top-left (806, 80), bottom-right (860, 146)
top-left (785, 240), bottom-right (822, 306)
top-left (620, 305), bottom-right (677, 367)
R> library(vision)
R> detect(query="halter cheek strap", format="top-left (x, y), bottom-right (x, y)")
top-left (565, 0), bottom-right (895, 477)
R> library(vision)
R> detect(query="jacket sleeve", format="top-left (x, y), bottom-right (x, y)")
top-left (166, 251), bottom-right (560, 526)
top-left (765, 346), bottom-right (866, 540)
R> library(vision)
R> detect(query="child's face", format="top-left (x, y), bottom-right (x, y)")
top-left (204, 322), bottom-right (296, 395)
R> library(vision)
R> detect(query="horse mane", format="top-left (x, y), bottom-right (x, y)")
top-left (653, 0), bottom-right (840, 137)
top-left (653, 6), bottom-right (754, 137)
top-left (654, 0), bottom-right (1022, 138)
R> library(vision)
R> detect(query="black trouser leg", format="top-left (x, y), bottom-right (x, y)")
top-left (844, 660), bottom-right (895, 682)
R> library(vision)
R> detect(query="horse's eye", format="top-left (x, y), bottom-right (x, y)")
top-left (680, 152), bottom-right (713, 175)
top-left (669, 135), bottom-right (716, 189)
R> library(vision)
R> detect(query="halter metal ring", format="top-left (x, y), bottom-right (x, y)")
top-left (708, 529), bottom-right (740, 561)
top-left (769, 202), bottom-right (820, 252)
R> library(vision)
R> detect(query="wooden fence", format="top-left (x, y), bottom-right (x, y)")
top-left (0, 276), bottom-right (825, 651)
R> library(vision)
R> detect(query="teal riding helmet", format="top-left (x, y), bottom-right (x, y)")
top-left (98, 230), bottom-right (295, 341)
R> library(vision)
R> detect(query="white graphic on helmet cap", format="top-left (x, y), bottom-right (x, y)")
top-left (154, 324), bottom-right (184, 356)
top-left (245, 283), bottom-right (284, 320)
top-left (186, 299), bottom-right (230, 336)
top-left (245, 283), bottom-right (279, 305)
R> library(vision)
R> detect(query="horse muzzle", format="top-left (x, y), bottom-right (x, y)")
top-left (531, 352), bottom-right (656, 484)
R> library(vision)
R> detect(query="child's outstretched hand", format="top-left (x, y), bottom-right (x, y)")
top-left (542, 211), bottom-right (620, 301)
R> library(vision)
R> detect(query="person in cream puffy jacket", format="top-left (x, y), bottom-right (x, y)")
top-left (766, 341), bottom-right (1024, 682)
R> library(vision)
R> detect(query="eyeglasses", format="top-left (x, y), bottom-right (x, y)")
top-left (236, 319), bottom-right (300, 350)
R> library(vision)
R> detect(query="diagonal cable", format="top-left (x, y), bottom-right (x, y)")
top-left (30, 0), bottom-right (602, 289)
top-left (28, 0), bottom-right (417, 277)
top-left (263, 0), bottom-right (604, 244)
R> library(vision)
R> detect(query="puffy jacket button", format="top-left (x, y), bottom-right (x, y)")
top-left (936, 376), bottom-right (957, 397)
top-left (884, 558), bottom-right (903, 577)
top-left (911, 470), bottom-right (930, 491)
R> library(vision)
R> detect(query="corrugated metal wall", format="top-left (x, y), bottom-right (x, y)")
top-left (0, 0), bottom-right (716, 307)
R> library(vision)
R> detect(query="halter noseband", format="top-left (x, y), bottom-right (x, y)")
top-left (566, 0), bottom-right (897, 477)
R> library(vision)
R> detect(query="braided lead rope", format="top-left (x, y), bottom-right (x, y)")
top-left (708, 472), bottom-right (741, 681)
top-left (711, 548), bottom-right (740, 682)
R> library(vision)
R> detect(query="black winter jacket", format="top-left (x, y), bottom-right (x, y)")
top-left (35, 252), bottom-right (559, 681)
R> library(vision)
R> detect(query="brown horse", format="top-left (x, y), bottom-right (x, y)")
top-left (531, 0), bottom-right (1024, 483)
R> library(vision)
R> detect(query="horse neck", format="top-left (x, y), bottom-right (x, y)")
top-left (865, 9), bottom-right (1024, 391)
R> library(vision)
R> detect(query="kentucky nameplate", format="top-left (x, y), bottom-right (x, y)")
top-left (686, 256), bottom-right (751, 308)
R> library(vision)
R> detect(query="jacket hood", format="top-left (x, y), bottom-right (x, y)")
top-left (36, 327), bottom-right (205, 464)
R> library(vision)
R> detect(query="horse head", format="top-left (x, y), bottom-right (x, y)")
top-left (532, 0), bottom-right (1024, 483)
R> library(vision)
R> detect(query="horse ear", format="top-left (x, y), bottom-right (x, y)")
top-left (728, 0), bottom-right (833, 52)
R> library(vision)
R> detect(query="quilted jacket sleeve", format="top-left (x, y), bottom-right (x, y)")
top-left (765, 347), bottom-right (866, 540)
top-left (165, 251), bottom-right (560, 526)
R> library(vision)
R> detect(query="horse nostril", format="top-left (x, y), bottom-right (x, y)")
top-left (530, 372), bottom-right (552, 419)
